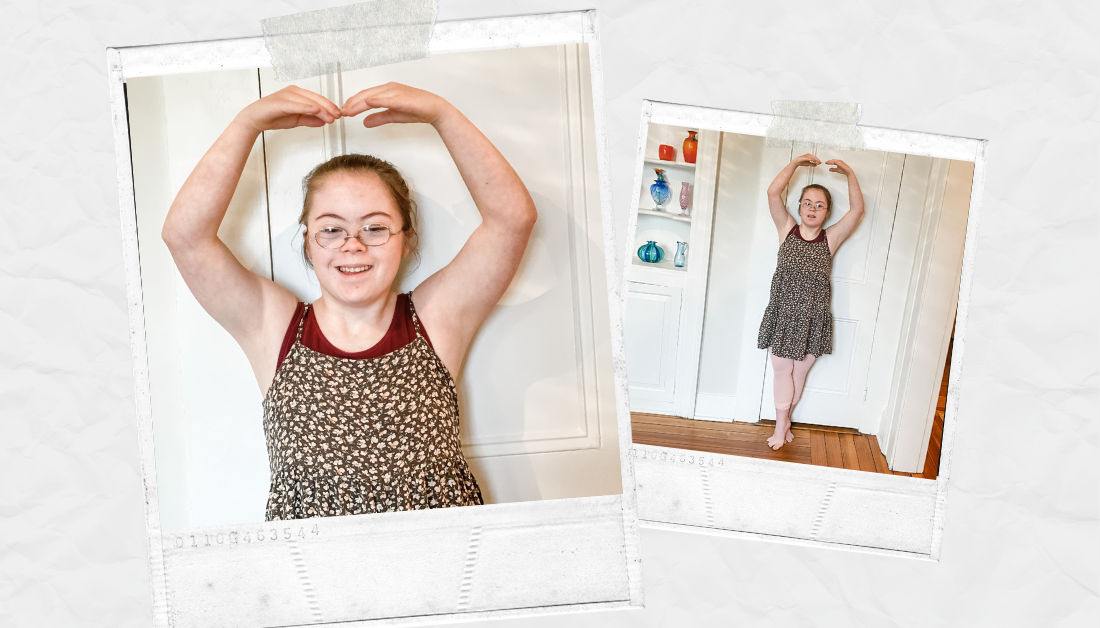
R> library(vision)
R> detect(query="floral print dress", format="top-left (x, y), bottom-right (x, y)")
top-left (757, 224), bottom-right (834, 360)
top-left (262, 296), bottom-right (483, 520)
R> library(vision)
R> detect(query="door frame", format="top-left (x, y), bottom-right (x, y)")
top-left (872, 158), bottom-right (974, 471)
top-left (670, 130), bottom-right (722, 417)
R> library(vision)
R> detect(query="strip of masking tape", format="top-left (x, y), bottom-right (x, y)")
top-left (261, 0), bottom-right (438, 82)
top-left (765, 101), bottom-right (865, 151)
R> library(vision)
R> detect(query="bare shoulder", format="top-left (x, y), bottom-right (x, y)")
top-left (244, 282), bottom-right (301, 395)
top-left (408, 282), bottom-right (444, 336)
top-left (777, 215), bottom-right (796, 242)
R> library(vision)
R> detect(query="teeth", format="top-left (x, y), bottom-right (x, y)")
top-left (339, 266), bottom-right (369, 273)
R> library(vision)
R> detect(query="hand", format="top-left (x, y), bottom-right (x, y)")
top-left (825, 159), bottom-right (854, 176)
top-left (236, 86), bottom-right (342, 133)
top-left (340, 82), bottom-right (454, 128)
top-left (792, 153), bottom-right (821, 168)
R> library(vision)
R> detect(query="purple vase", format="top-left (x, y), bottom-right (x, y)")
top-left (679, 182), bottom-right (690, 215)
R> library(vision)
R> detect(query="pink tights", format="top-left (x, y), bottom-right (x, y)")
top-left (771, 351), bottom-right (817, 413)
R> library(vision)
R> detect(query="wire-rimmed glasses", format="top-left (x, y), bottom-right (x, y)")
top-left (311, 224), bottom-right (398, 249)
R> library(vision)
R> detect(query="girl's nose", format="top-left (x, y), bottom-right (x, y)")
top-left (342, 235), bottom-right (368, 251)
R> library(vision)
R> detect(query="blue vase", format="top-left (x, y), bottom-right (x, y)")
top-left (674, 241), bottom-right (687, 267)
top-left (637, 240), bottom-right (664, 263)
top-left (649, 168), bottom-right (671, 209)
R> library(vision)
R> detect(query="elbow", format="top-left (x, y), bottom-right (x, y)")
top-left (161, 216), bottom-right (180, 252)
top-left (523, 199), bottom-right (538, 230)
top-left (515, 201), bottom-right (537, 242)
top-left (161, 207), bottom-right (196, 255)
top-left (511, 195), bottom-right (537, 233)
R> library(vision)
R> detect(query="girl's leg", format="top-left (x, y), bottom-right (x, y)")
top-left (784, 354), bottom-right (818, 442)
top-left (791, 354), bottom-right (817, 406)
top-left (768, 351), bottom-right (795, 450)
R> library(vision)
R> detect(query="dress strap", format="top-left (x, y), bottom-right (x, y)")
top-left (406, 292), bottom-right (424, 339)
top-left (297, 303), bottom-right (310, 343)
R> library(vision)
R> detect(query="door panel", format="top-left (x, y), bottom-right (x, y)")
top-left (625, 282), bottom-right (683, 411)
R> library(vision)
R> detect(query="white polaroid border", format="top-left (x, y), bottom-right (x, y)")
top-left (108, 11), bottom-right (642, 627)
top-left (626, 101), bottom-right (986, 560)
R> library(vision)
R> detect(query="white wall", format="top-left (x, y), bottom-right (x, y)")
top-left (4, 1), bottom-right (1095, 626)
top-left (694, 133), bottom-right (765, 410)
top-left (128, 76), bottom-right (192, 530)
top-left (127, 71), bottom-right (274, 530)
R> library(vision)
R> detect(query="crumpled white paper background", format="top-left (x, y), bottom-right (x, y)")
top-left (1, 0), bottom-right (1096, 626)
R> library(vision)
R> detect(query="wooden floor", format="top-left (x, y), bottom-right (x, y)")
top-left (632, 340), bottom-right (950, 479)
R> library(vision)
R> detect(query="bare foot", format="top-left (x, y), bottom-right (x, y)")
top-left (767, 431), bottom-right (786, 450)
top-left (768, 408), bottom-right (791, 450)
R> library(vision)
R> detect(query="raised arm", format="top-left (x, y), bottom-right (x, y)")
top-left (767, 153), bottom-right (819, 239)
top-left (340, 83), bottom-right (537, 377)
top-left (822, 159), bottom-right (865, 254)
top-left (161, 86), bottom-right (343, 392)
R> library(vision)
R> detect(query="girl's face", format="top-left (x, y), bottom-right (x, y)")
top-left (798, 189), bottom-right (829, 227)
top-left (305, 171), bottom-right (408, 306)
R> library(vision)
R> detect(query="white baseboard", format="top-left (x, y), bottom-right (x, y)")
top-left (629, 398), bottom-right (675, 415)
top-left (692, 393), bottom-right (738, 422)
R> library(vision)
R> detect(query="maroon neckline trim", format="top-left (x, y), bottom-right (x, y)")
top-left (305, 296), bottom-right (405, 359)
top-left (790, 224), bottom-right (827, 243)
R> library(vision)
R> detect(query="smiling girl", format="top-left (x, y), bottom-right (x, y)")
top-left (756, 153), bottom-right (863, 450)
top-left (162, 83), bottom-right (537, 519)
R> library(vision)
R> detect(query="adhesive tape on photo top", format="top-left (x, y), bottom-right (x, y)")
top-left (765, 101), bottom-right (865, 151)
top-left (261, 0), bottom-right (438, 81)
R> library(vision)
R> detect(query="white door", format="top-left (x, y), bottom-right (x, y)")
top-left (625, 281), bottom-right (683, 413)
top-left (756, 147), bottom-right (905, 428)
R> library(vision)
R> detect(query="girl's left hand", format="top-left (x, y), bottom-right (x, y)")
top-left (340, 82), bottom-right (454, 127)
top-left (825, 159), bottom-right (854, 176)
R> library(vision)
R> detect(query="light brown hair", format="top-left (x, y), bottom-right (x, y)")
top-left (299, 154), bottom-right (419, 267)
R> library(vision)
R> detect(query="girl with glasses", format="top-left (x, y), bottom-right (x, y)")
top-left (161, 83), bottom-right (537, 519)
top-left (757, 153), bottom-right (864, 450)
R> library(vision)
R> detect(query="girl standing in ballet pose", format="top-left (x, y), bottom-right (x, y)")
top-left (162, 83), bottom-right (536, 518)
top-left (757, 153), bottom-right (864, 450)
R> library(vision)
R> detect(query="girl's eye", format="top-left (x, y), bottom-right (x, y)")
top-left (365, 225), bottom-right (389, 234)
top-left (319, 227), bottom-right (344, 234)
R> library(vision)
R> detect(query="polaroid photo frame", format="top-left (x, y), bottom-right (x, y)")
top-left (626, 100), bottom-right (986, 559)
top-left (108, 11), bottom-right (642, 627)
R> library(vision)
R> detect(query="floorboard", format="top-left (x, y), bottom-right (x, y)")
top-left (629, 333), bottom-right (953, 477)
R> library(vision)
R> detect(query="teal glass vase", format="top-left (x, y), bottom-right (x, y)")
top-left (674, 241), bottom-right (687, 267)
top-left (638, 240), bottom-right (664, 263)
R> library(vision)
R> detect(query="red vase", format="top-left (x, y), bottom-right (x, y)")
top-left (659, 144), bottom-right (675, 161)
top-left (683, 131), bottom-right (698, 164)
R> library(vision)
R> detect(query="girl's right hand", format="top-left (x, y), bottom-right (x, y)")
top-left (236, 86), bottom-right (343, 133)
top-left (792, 153), bottom-right (821, 168)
